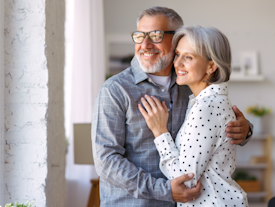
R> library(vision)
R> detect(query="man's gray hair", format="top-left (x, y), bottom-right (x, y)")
top-left (172, 25), bottom-right (231, 84)
top-left (137, 6), bottom-right (183, 30)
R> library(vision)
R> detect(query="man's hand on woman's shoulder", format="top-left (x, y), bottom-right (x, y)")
top-left (226, 105), bottom-right (250, 145)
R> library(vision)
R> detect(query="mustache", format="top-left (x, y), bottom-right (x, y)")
top-left (138, 49), bottom-right (161, 55)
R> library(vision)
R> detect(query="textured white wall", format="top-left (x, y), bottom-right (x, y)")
top-left (103, 0), bottom-right (275, 196)
top-left (4, 0), bottom-right (65, 206)
top-left (4, 0), bottom-right (48, 205)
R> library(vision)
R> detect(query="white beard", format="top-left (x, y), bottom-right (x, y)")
top-left (136, 48), bottom-right (174, 73)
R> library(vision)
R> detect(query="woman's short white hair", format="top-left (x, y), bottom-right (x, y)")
top-left (172, 25), bottom-right (231, 84)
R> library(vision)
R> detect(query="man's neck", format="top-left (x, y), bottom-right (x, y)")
top-left (150, 63), bottom-right (173, 76)
top-left (148, 73), bottom-right (171, 91)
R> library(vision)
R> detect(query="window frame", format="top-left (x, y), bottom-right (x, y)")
top-left (0, 0), bottom-right (5, 205)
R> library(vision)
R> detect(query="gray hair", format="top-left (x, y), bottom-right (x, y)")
top-left (136, 7), bottom-right (183, 31)
top-left (172, 25), bottom-right (231, 84)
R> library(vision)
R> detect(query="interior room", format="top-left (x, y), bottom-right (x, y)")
top-left (66, 0), bottom-right (275, 206)
top-left (0, 0), bottom-right (274, 206)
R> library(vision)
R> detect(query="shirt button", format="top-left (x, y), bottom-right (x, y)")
top-left (161, 89), bottom-right (165, 92)
top-left (167, 108), bottom-right (170, 112)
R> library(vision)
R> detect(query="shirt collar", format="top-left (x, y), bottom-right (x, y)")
top-left (189, 82), bottom-right (229, 102)
top-left (131, 55), bottom-right (177, 87)
top-left (131, 56), bottom-right (149, 84)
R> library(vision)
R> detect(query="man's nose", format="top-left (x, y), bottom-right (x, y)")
top-left (141, 35), bottom-right (154, 49)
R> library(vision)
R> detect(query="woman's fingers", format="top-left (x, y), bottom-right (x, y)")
top-left (138, 96), bottom-right (169, 137)
top-left (150, 97), bottom-right (168, 114)
top-left (140, 95), bottom-right (167, 116)
top-left (138, 104), bottom-right (149, 119)
top-left (140, 97), bottom-right (153, 114)
top-left (144, 95), bottom-right (158, 110)
top-left (147, 96), bottom-right (168, 115)
top-left (150, 96), bottom-right (162, 108)
top-left (150, 97), bottom-right (168, 115)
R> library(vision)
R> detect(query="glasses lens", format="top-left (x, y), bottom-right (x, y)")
top-left (132, 32), bottom-right (145, 43)
top-left (149, 31), bottom-right (163, 43)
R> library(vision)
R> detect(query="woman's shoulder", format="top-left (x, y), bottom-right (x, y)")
top-left (192, 93), bottom-right (235, 120)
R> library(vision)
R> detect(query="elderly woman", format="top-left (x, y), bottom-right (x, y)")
top-left (138, 25), bottom-right (248, 207)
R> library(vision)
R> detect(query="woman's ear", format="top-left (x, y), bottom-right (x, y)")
top-left (207, 61), bottom-right (218, 75)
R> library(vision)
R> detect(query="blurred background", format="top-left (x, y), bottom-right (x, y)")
top-left (65, 0), bottom-right (275, 206)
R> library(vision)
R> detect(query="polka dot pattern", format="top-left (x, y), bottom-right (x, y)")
top-left (154, 82), bottom-right (248, 207)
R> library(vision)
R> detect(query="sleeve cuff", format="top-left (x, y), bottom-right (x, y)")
top-left (154, 133), bottom-right (179, 160)
top-left (166, 179), bottom-right (176, 203)
top-left (240, 120), bottom-right (253, 146)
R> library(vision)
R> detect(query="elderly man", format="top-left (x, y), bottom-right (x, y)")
top-left (92, 6), bottom-right (252, 207)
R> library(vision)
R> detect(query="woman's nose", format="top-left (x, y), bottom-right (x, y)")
top-left (174, 56), bottom-right (183, 67)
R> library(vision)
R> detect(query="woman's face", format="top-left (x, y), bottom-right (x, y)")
top-left (174, 36), bottom-right (211, 91)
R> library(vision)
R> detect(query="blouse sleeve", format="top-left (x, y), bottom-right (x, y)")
top-left (154, 103), bottom-right (228, 188)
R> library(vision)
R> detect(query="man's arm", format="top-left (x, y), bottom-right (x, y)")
top-left (92, 84), bottom-right (200, 202)
top-left (226, 105), bottom-right (253, 145)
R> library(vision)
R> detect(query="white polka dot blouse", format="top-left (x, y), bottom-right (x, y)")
top-left (154, 82), bottom-right (248, 207)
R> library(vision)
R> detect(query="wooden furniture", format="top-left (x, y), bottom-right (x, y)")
top-left (237, 180), bottom-right (260, 192)
top-left (236, 134), bottom-right (272, 203)
top-left (87, 179), bottom-right (100, 207)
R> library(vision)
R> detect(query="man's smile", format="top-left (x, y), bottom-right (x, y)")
top-left (139, 49), bottom-right (161, 60)
top-left (143, 53), bottom-right (156, 57)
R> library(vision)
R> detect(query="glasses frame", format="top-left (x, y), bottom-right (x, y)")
top-left (130, 30), bottom-right (175, 44)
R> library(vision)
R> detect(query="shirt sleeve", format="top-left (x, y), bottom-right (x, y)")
top-left (154, 103), bottom-right (227, 189)
top-left (239, 119), bottom-right (253, 146)
top-left (92, 83), bottom-right (173, 202)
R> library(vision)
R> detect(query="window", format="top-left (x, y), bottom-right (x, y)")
top-left (0, 0), bottom-right (5, 204)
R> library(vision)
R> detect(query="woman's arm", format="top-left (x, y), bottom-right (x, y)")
top-left (139, 95), bottom-right (234, 189)
top-left (155, 104), bottom-right (229, 188)
top-left (138, 95), bottom-right (202, 202)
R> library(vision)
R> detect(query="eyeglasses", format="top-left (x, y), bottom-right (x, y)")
top-left (130, 30), bottom-right (175, 44)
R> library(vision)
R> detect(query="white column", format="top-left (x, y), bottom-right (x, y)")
top-left (4, 0), bottom-right (66, 206)
top-left (4, 1), bottom-right (48, 204)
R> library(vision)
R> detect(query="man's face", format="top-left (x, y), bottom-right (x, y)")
top-left (135, 15), bottom-right (174, 76)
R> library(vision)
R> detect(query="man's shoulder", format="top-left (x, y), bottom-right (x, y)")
top-left (100, 67), bottom-right (139, 97)
top-left (103, 67), bottom-right (134, 87)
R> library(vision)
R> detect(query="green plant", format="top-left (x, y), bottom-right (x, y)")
top-left (3, 201), bottom-right (35, 207)
top-left (233, 171), bottom-right (257, 181)
top-left (246, 105), bottom-right (272, 117)
top-left (106, 74), bottom-right (113, 80)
